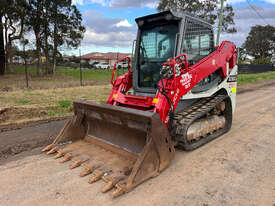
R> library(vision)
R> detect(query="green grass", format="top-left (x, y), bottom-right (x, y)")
top-left (7, 65), bottom-right (275, 87)
top-left (9, 65), bottom-right (129, 84)
top-left (47, 106), bottom-right (68, 117)
top-left (47, 101), bottom-right (73, 117)
top-left (10, 65), bottom-right (113, 82)
top-left (99, 99), bottom-right (106, 103)
top-left (56, 68), bottom-right (113, 82)
top-left (238, 71), bottom-right (275, 85)
top-left (58, 100), bottom-right (72, 108)
top-left (15, 99), bottom-right (32, 104)
top-left (47, 111), bottom-right (60, 117)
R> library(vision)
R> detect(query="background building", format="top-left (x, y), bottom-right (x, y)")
top-left (80, 52), bottom-right (131, 67)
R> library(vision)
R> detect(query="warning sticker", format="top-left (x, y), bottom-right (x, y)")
top-left (180, 73), bottom-right (192, 89)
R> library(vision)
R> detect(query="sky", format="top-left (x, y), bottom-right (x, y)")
top-left (66, 0), bottom-right (275, 55)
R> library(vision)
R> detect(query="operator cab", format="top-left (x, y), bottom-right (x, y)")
top-left (133, 10), bottom-right (214, 94)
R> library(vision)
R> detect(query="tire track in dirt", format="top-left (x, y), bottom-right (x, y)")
top-left (0, 119), bottom-right (67, 161)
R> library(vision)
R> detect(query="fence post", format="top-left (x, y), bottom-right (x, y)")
top-left (79, 47), bottom-right (83, 86)
top-left (21, 39), bottom-right (29, 88)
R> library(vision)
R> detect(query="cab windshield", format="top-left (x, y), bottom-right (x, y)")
top-left (138, 23), bottom-right (178, 88)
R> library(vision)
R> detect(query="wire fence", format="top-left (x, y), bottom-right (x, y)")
top-left (1, 62), bottom-right (130, 91)
top-left (238, 64), bottom-right (275, 74)
top-left (1, 62), bottom-right (275, 91)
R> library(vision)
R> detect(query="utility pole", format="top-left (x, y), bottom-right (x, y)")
top-left (23, 41), bottom-right (29, 88)
top-left (216, 0), bottom-right (225, 46)
top-left (21, 38), bottom-right (29, 88)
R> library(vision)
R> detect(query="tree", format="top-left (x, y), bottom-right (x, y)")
top-left (243, 25), bottom-right (275, 59)
top-left (0, 0), bottom-right (26, 75)
top-left (41, 0), bottom-right (52, 74)
top-left (3, 0), bottom-right (26, 73)
top-left (253, 57), bottom-right (272, 65)
top-left (0, 12), bottom-right (5, 75)
top-left (26, 0), bottom-right (85, 75)
top-left (0, 0), bottom-right (7, 76)
top-left (50, 0), bottom-right (85, 75)
top-left (238, 47), bottom-right (246, 62)
top-left (157, 0), bottom-right (236, 33)
top-left (27, 0), bottom-right (44, 76)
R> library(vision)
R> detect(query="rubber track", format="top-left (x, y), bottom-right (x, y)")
top-left (169, 93), bottom-right (231, 151)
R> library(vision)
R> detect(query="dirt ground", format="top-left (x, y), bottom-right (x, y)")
top-left (0, 119), bottom-right (67, 159)
top-left (0, 107), bottom-right (49, 126)
top-left (0, 83), bottom-right (275, 206)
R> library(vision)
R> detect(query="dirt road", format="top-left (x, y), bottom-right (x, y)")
top-left (0, 85), bottom-right (275, 206)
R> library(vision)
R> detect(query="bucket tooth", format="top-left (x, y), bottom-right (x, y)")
top-left (88, 170), bottom-right (104, 184)
top-left (42, 144), bottom-right (53, 152)
top-left (60, 153), bottom-right (72, 163)
top-left (112, 187), bottom-right (124, 198)
top-left (88, 173), bottom-right (103, 184)
top-left (69, 160), bottom-right (82, 169)
top-left (70, 155), bottom-right (89, 169)
top-left (46, 146), bottom-right (59, 155)
top-left (101, 174), bottom-right (125, 193)
top-left (80, 162), bottom-right (102, 177)
top-left (53, 150), bottom-right (64, 159)
top-left (101, 182), bottom-right (114, 193)
top-left (80, 168), bottom-right (92, 177)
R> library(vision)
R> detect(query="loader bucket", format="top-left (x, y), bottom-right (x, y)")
top-left (42, 99), bottom-right (175, 197)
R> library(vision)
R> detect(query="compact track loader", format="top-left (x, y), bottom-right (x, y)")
top-left (42, 11), bottom-right (238, 197)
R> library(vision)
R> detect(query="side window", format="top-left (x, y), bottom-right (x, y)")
top-left (200, 34), bottom-right (211, 55)
top-left (190, 35), bottom-right (199, 49)
top-left (182, 22), bottom-right (200, 55)
top-left (182, 18), bottom-right (213, 64)
top-left (200, 34), bottom-right (210, 48)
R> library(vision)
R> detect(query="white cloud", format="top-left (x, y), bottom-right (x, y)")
top-left (80, 4), bottom-right (275, 49)
top-left (72, 0), bottom-right (158, 9)
top-left (115, 20), bottom-right (132, 27)
top-left (219, 5), bottom-right (275, 47)
top-left (72, 0), bottom-right (84, 5)
top-left (82, 11), bottom-right (136, 48)
top-left (72, 0), bottom-right (108, 6)
top-left (263, 0), bottom-right (275, 4)
top-left (143, 2), bottom-right (159, 9)
top-left (90, 0), bottom-right (108, 6)
top-left (226, 0), bottom-right (246, 4)
top-left (109, 0), bottom-right (159, 9)
top-left (83, 28), bottom-right (135, 48)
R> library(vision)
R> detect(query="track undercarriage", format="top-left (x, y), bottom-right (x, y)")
top-left (170, 93), bottom-right (232, 150)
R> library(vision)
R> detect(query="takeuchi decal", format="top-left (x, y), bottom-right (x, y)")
top-left (180, 73), bottom-right (192, 89)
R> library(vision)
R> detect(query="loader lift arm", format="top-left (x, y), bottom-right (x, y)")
top-left (108, 40), bottom-right (237, 125)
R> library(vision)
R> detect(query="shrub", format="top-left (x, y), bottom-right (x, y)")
top-left (253, 57), bottom-right (272, 65)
